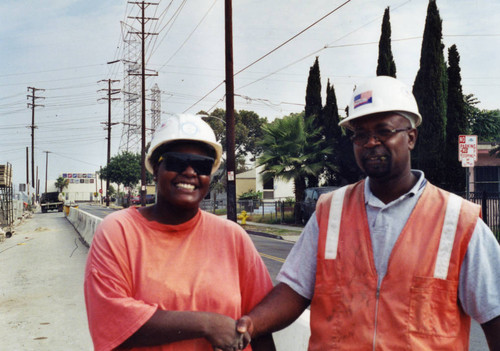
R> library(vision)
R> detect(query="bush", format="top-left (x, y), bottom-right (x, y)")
top-left (238, 190), bottom-right (262, 200)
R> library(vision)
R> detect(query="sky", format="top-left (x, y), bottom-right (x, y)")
top-left (1, 0), bottom-right (499, 190)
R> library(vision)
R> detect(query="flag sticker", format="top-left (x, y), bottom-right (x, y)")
top-left (353, 91), bottom-right (373, 109)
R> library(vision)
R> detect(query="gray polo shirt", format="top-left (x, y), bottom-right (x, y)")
top-left (277, 171), bottom-right (500, 324)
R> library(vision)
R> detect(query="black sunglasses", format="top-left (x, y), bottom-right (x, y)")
top-left (159, 152), bottom-right (214, 176)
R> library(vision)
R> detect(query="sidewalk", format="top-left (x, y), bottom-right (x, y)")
top-left (0, 212), bottom-right (92, 350)
top-left (244, 221), bottom-right (303, 242)
top-left (216, 214), bottom-right (304, 242)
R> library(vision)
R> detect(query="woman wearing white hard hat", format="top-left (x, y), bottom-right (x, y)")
top-left (84, 114), bottom-right (274, 351)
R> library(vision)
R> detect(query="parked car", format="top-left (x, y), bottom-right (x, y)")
top-left (131, 194), bottom-right (156, 205)
top-left (300, 186), bottom-right (339, 224)
top-left (146, 194), bottom-right (156, 204)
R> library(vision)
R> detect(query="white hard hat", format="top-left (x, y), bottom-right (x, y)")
top-left (339, 76), bottom-right (422, 130)
top-left (145, 114), bottom-right (223, 175)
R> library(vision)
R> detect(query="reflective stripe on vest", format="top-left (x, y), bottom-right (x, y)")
top-left (434, 193), bottom-right (462, 279)
top-left (325, 186), bottom-right (348, 259)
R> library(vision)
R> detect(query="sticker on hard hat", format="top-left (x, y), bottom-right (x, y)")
top-left (181, 122), bottom-right (199, 135)
top-left (354, 91), bottom-right (373, 109)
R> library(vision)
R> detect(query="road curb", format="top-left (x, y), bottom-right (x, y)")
top-left (246, 230), bottom-right (284, 240)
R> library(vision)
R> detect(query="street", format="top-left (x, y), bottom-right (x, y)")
top-left (0, 212), bottom-right (92, 350)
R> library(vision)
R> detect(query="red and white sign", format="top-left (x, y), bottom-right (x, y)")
top-left (458, 135), bottom-right (477, 161)
top-left (461, 157), bottom-right (475, 168)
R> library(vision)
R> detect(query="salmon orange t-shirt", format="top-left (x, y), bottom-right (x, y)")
top-left (84, 207), bottom-right (273, 351)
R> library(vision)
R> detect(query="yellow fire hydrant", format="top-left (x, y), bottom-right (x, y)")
top-left (237, 210), bottom-right (249, 225)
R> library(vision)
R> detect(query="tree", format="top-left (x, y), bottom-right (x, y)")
top-left (200, 109), bottom-right (267, 162)
top-left (257, 113), bottom-right (332, 223)
top-left (54, 176), bottom-right (69, 193)
top-left (321, 80), bottom-right (363, 185)
top-left (99, 151), bottom-right (142, 190)
top-left (107, 184), bottom-right (116, 197)
top-left (412, 0), bottom-right (448, 186)
top-left (489, 144), bottom-right (500, 159)
top-left (470, 108), bottom-right (500, 142)
top-left (443, 45), bottom-right (468, 192)
top-left (305, 57), bottom-right (322, 120)
top-left (464, 95), bottom-right (500, 158)
top-left (304, 57), bottom-right (323, 187)
top-left (320, 79), bottom-right (340, 185)
top-left (377, 7), bottom-right (397, 77)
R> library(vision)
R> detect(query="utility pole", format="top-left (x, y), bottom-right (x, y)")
top-left (99, 79), bottom-right (121, 207)
top-left (27, 87), bottom-right (45, 191)
top-left (129, 1), bottom-right (159, 206)
top-left (225, 0), bottom-right (237, 222)
top-left (26, 147), bottom-right (30, 202)
top-left (100, 166), bottom-right (104, 204)
top-left (43, 151), bottom-right (51, 195)
top-left (36, 166), bottom-right (39, 203)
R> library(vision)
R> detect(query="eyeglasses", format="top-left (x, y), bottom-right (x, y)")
top-left (350, 127), bottom-right (412, 146)
top-left (159, 152), bottom-right (215, 176)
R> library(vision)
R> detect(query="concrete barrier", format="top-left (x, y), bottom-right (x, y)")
top-left (67, 207), bottom-right (102, 246)
top-left (65, 207), bottom-right (312, 349)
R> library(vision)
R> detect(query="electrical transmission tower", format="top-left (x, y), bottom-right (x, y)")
top-left (150, 83), bottom-right (161, 133)
top-left (128, 0), bottom-right (159, 206)
top-left (119, 23), bottom-right (142, 153)
top-left (119, 1), bottom-right (159, 163)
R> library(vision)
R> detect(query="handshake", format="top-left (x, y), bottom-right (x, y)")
top-left (208, 315), bottom-right (267, 351)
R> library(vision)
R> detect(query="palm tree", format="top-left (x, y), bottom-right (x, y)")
top-left (257, 113), bottom-right (333, 223)
top-left (54, 176), bottom-right (69, 193)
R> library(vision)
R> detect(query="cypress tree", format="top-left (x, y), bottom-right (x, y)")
top-left (305, 57), bottom-right (322, 120)
top-left (376, 7), bottom-right (397, 77)
top-left (322, 80), bottom-right (362, 185)
top-left (321, 80), bottom-right (340, 185)
top-left (443, 45), bottom-right (467, 192)
top-left (304, 57), bottom-right (322, 187)
top-left (412, 0), bottom-right (448, 186)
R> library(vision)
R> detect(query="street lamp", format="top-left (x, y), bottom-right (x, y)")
top-left (200, 114), bottom-right (226, 124)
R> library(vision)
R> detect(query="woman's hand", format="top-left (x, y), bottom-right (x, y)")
top-left (204, 312), bottom-right (251, 351)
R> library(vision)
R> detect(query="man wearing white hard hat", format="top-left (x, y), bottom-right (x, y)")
top-left (236, 76), bottom-right (500, 350)
top-left (84, 114), bottom-right (275, 351)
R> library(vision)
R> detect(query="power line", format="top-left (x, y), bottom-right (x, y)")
top-left (235, 0), bottom-right (352, 77)
top-left (155, 0), bottom-right (218, 70)
top-left (184, 0), bottom-right (352, 112)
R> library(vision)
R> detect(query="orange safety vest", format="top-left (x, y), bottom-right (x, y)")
top-left (309, 180), bottom-right (481, 351)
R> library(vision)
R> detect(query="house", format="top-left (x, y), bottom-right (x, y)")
top-left (236, 165), bottom-right (294, 200)
top-left (470, 143), bottom-right (500, 193)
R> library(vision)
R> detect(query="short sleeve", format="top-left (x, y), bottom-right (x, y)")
top-left (459, 218), bottom-right (500, 324)
top-left (237, 227), bottom-right (274, 314)
top-left (276, 214), bottom-right (318, 300)
top-left (84, 217), bottom-right (157, 351)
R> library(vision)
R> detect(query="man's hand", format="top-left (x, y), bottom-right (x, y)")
top-left (236, 315), bottom-right (254, 337)
top-left (204, 313), bottom-right (251, 351)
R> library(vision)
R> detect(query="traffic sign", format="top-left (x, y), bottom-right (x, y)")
top-left (461, 156), bottom-right (475, 168)
top-left (458, 135), bottom-right (477, 161)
